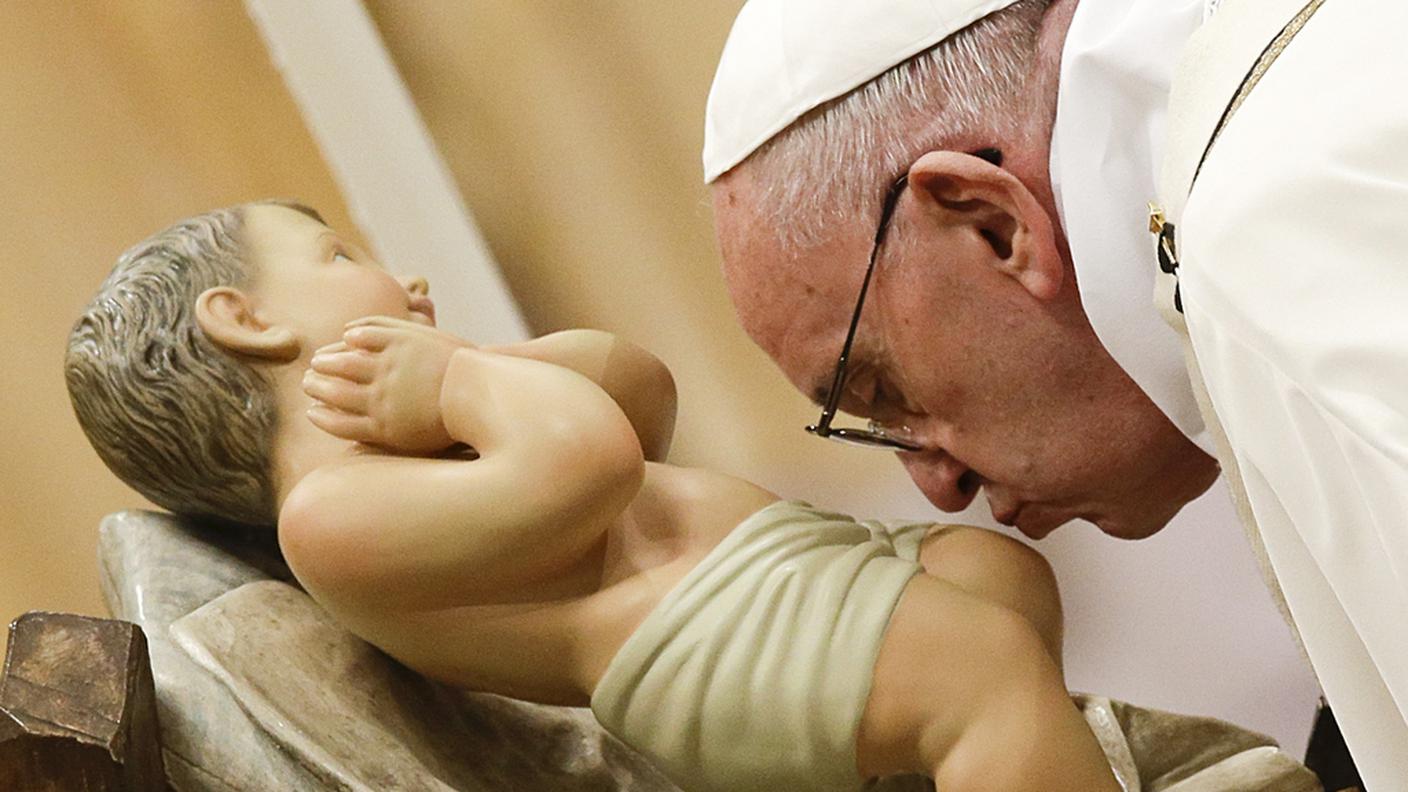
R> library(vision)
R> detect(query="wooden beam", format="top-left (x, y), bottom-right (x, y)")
top-left (0, 612), bottom-right (166, 791)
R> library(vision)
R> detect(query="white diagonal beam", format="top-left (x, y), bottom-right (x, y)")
top-left (243, 0), bottom-right (528, 344)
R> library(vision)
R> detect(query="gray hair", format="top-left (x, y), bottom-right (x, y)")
top-left (744, 0), bottom-right (1052, 250)
top-left (66, 207), bottom-right (279, 527)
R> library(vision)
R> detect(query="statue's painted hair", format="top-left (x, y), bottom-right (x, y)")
top-left (66, 205), bottom-right (284, 527)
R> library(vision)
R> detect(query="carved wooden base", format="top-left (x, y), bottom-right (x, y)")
top-left (0, 612), bottom-right (166, 791)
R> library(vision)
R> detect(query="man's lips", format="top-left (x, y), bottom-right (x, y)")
top-left (988, 496), bottom-right (1064, 539)
top-left (905, 458), bottom-right (1076, 539)
top-left (1015, 514), bottom-right (1059, 540)
top-left (990, 501), bottom-right (1022, 528)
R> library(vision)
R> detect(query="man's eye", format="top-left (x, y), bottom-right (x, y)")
top-left (873, 378), bottom-right (894, 407)
top-left (333, 250), bottom-right (355, 263)
top-left (874, 378), bottom-right (909, 413)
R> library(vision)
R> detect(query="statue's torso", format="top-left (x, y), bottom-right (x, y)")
top-left (431, 461), bottom-right (779, 706)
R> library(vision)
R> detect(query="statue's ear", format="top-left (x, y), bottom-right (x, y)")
top-left (194, 286), bottom-right (299, 362)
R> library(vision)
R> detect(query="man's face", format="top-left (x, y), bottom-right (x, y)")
top-left (242, 204), bottom-right (435, 355)
top-left (713, 168), bottom-right (1217, 540)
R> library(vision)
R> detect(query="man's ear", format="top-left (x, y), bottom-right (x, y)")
top-left (194, 287), bottom-right (300, 362)
top-left (907, 150), bottom-right (1063, 301)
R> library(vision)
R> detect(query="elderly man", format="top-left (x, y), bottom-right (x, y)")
top-left (707, 0), bottom-right (1407, 789)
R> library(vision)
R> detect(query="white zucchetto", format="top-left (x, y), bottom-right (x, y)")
top-left (702, 0), bottom-right (1021, 183)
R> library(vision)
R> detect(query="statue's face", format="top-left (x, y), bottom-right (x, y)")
top-left (242, 204), bottom-right (434, 356)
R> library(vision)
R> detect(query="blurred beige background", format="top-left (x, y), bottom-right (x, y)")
top-left (0, 1), bottom-right (363, 620)
top-left (1, 0), bottom-right (826, 621)
top-left (1, 0), bottom-right (1318, 751)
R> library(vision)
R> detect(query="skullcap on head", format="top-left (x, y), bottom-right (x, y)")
top-left (702, 0), bottom-right (1021, 183)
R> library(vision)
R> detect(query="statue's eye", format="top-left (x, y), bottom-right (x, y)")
top-left (334, 250), bottom-right (355, 264)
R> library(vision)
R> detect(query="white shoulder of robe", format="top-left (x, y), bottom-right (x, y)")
top-left (1176, 0), bottom-right (1408, 786)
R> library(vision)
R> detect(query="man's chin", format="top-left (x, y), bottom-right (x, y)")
top-left (1090, 514), bottom-right (1167, 541)
top-left (1015, 510), bottom-right (1166, 541)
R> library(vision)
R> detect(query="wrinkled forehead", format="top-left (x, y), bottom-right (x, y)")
top-left (711, 169), bottom-right (874, 398)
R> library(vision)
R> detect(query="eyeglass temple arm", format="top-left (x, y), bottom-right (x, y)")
top-left (812, 174), bottom-right (910, 434)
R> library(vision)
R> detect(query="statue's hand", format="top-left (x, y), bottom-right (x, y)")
top-left (302, 316), bottom-right (470, 453)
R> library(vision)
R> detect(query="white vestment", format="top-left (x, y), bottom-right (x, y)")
top-left (1050, 0), bottom-right (1211, 453)
top-left (1156, 0), bottom-right (1408, 787)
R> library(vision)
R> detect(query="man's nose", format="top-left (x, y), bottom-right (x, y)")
top-left (901, 451), bottom-right (979, 512)
top-left (398, 275), bottom-right (429, 295)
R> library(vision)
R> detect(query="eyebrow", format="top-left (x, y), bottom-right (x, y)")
top-left (313, 230), bottom-right (350, 260)
top-left (262, 199), bottom-right (328, 226)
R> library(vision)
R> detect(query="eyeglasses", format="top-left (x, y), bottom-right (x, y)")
top-left (805, 173), bottom-right (922, 451)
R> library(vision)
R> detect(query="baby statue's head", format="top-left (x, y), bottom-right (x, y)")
top-left (68, 201), bottom-right (434, 528)
top-left (66, 205), bottom-right (293, 527)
